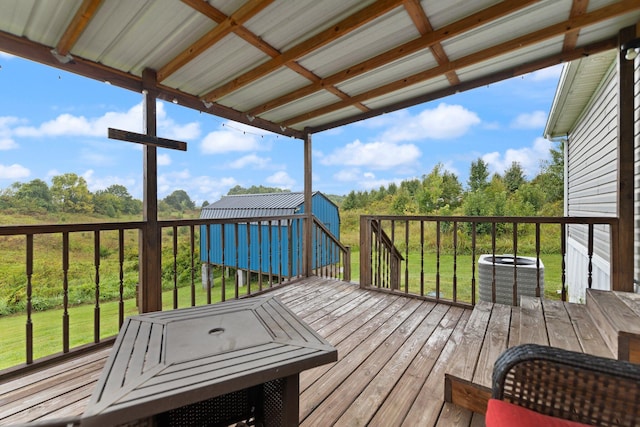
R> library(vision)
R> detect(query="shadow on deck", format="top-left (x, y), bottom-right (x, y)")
top-left (2, 277), bottom-right (639, 426)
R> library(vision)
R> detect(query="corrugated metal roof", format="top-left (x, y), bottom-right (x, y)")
top-left (0, 0), bottom-right (638, 137)
top-left (200, 192), bottom-right (312, 219)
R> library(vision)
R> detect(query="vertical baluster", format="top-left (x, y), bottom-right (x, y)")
top-left (247, 222), bottom-right (252, 294)
top-left (62, 232), bottom-right (70, 352)
top-left (420, 220), bottom-right (424, 296)
top-left (190, 225), bottom-right (195, 307)
top-left (278, 221), bottom-right (283, 284)
top-left (298, 219), bottom-right (303, 278)
top-left (258, 220), bottom-right (263, 291)
top-left (492, 223), bottom-right (497, 303)
top-left (390, 220), bottom-right (395, 290)
top-left (172, 226), bottom-right (178, 309)
top-left (26, 234), bottom-right (33, 364)
top-left (268, 220), bottom-right (273, 288)
top-left (453, 221), bottom-right (458, 302)
top-left (436, 220), bottom-right (440, 300)
top-left (207, 224), bottom-right (213, 304)
top-left (535, 223), bottom-right (541, 298)
top-left (561, 223), bottom-right (567, 301)
top-left (94, 230), bottom-right (100, 343)
top-left (287, 218), bottom-right (294, 280)
top-left (118, 230), bottom-right (124, 328)
top-left (404, 220), bottom-right (409, 294)
top-left (512, 223), bottom-right (518, 306)
top-left (234, 222), bottom-right (239, 299)
top-left (471, 222), bottom-right (476, 306)
top-left (220, 224), bottom-right (225, 302)
top-left (376, 220), bottom-right (382, 289)
top-left (588, 223), bottom-right (594, 289)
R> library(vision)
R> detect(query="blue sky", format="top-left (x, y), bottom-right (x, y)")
top-left (0, 50), bottom-right (562, 205)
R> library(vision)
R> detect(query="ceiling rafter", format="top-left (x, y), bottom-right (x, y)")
top-left (282, 0), bottom-right (637, 127)
top-left (54, 0), bottom-right (103, 57)
top-left (247, 0), bottom-right (537, 117)
top-left (307, 37), bottom-right (617, 134)
top-left (179, 0), bottom-right (370, 113)
top-left (562, 0), bottom-right (589, 52)
top-left (402, 0), bottom-right (460, 85)
top-left (157, 0), bottom-right (274, 81)
top-left (201, 0), bottom-right (406, 102)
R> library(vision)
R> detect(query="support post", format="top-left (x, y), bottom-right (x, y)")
top-left (139, 69), bottom-right (162, 312)
top-left (615, 25), bottom-right (637, 292)
top-left (303, 132), bottom-right (313, 277)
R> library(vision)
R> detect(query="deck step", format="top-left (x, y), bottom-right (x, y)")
top-left (445, 293), bottom-right (618, 415)
top-left (586, 289), bottom-right (640, 362)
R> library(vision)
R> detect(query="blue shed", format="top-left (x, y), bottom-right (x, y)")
top-left (200, 192), bottom-right (340, 277)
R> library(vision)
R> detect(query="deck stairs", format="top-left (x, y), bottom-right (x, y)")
top-left (444, 289), bottom-right (640, 415)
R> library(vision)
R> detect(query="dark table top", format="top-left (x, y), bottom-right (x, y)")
top-left (82, 295), bottom-right (337, 426)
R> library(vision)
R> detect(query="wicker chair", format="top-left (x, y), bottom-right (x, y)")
top-left (489, 344), bottom-right (640, 427)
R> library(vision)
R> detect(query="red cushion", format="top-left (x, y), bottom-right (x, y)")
top-left (485, 399), bottom-right (592, 427)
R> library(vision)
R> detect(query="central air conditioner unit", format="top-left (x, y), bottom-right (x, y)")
top-left (478, 254), bottom-right (544, 306)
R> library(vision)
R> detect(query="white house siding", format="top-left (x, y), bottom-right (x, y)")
top-left (566, 66), bottom-right (617, 302)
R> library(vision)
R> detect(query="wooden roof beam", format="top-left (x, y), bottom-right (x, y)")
top-left (52, 0), bottom-right (103, 61)
top-left (403, 0), bottom-right (460, 85)
top-left (284, 0), bottom-right (636, 127)
top-left (562, 0), bottom-right (589, 52)
top-left (247, 0), bottom-right (538, 116)
top-left (201, 0), bottom-right (406, 102)
top-left (157, 0), bottom-right (274, 81)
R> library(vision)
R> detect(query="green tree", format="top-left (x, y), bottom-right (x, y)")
top-left (467, 158), bottom-right (490, 192)
top-left (102, 184), bottom-right (140, 214)
top-left (503, 161), bottom-right (526, 192)
top-left (50, 173), bottom-right (93, 213)
top-left (14, 179), bottom-right (53, 211)
top-left (441, 170), bottom-right (463, 208)
top-left (163, 190), bottom-right (195, 212)
top-left (533, 141), bottom-right (564, 204)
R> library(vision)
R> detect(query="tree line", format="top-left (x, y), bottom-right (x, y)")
top-left (341, 142), bottom-right (564, 223)
top-left (0, 173), bottom-right (196, 217)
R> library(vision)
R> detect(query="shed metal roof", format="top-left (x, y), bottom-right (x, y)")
top-left (200, 191), bottom-right (317, 219)
top-left (1, 0), bottom-right (638, 139)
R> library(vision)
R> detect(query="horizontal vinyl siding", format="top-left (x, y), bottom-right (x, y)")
top-left (567, 67), bottom-right (617, 263)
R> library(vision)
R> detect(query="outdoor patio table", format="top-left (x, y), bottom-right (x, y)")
top-left (81, 295), bottom-right (337, 427)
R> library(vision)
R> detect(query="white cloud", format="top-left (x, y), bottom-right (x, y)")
top-left (200, 129), bottom-right (263, 154)
top-left (228, 154), bottom-right (270, 169)
top-left (0, 138), bottom-right (17, 150)
top-left (381, 103), bottom-right (481, 142)
top-left (482, 137), bottom-right (552, 178)
top-left (321, 140), bottom-right (420, 170)
top-left (157, 169), bottom-right (238, 204)
top-left (528, 65), bottom-right (562, 81)
top-left (11, 101), bottom-right (200, 140)
top-left (82, 169), bottom-right (136, 192)
top-left (334, 168), bottom-right (362, 182)
top-left (511, 111), bottom-right (547, 129)
top-left (0, 164), bottom-right (30, 180)
top-left (266, 171), bottom-right (295, 189)
top-left (157, 153), bottom-right (171, 166)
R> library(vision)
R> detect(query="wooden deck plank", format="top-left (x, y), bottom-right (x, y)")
top-left (518, 296), bottom-right (548, 345)
top-left (403, 308), bottom-right (472, 425)
top-left (301, 300), bottom-right (434, 426)
top-left (472, 303), bottom-right (511, 388)
top-left (298, 297), bottom-right (423, 421)
top-left (542, 299), bottom-right (582, 352)
top-left (299, 293), bottom-right (404, 392)
top-left (437, 401), bottom-right (474, 426)
top-left (563, 302), bottom-right (613, 358)
top-left (368, 306), bottom-right (465, 425)
top-left (334, 303), bottom-right (449, 425)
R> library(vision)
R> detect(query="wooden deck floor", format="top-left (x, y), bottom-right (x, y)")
top-left (1, 277), bottom-right (632, 426)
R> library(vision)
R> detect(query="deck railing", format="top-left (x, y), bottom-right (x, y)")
top-left (0, 214), bottom-right (347, 372)
top-left (360, 215), bottom-right (619, 308)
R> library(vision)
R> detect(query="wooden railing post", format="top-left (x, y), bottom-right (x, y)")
top-left (359, 216), bottom-right (372, 288)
